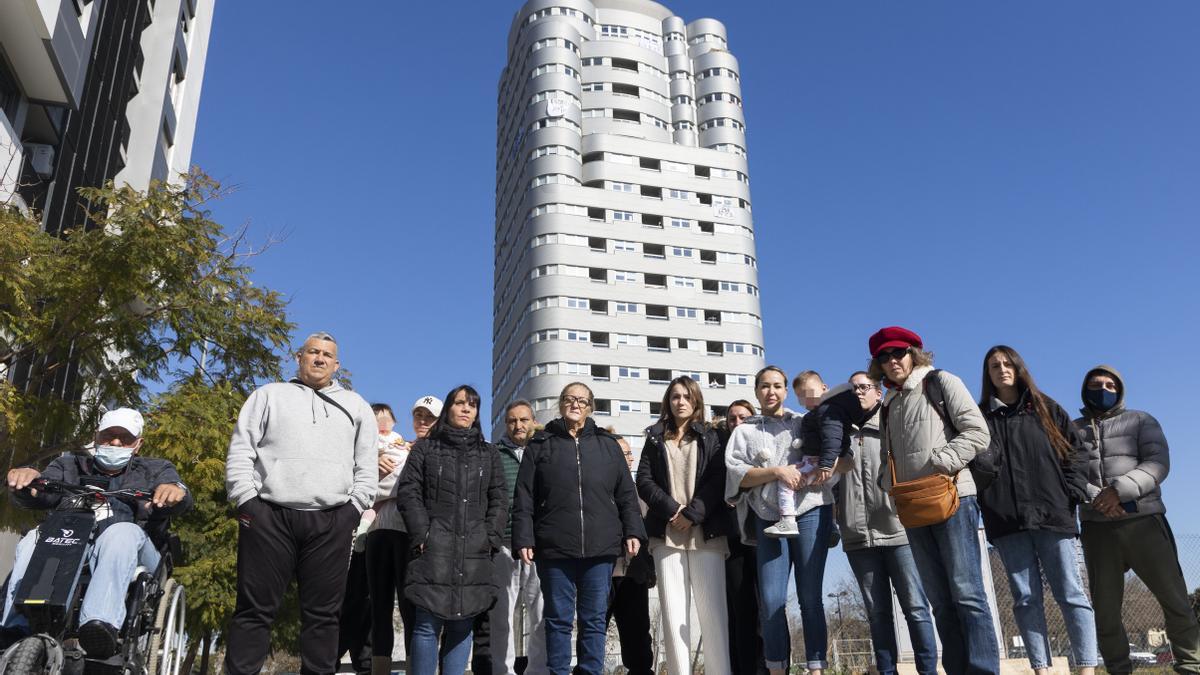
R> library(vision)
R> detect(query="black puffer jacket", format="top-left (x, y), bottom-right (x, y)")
top-left (398, 425), bottom-right (507, 619)
top-left (636, 421), bottom-right (731, 541)
top-left (799, 384), bottom-right (865, 468)
top-left (974, 389), bottom-right (1091, 543)
top-left (512, 417), bottom-right (646, 560)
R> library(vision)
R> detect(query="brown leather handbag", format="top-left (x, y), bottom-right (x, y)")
top-left (887, 451), bottom-right (959, 528)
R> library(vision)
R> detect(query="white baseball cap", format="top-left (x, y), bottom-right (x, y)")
top-left (412, 395), bottom-right (443, 417)
top-left (98, 408), bottom-right (145, 437)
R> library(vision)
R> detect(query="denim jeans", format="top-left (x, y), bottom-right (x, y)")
top-left (846, 545), bottom-right (938, 675)
top-left (755, 505), bottom-right (831, 671)
top-left (410, 605), bottom-right (475, 675)
top-left (536, 557), bottom-right (614, 675)
top-left (993, 530), bottom-right (1098, 669)
top-left (904, 496), bottom-right (999, 675)
top-left (3, 522), bottom-right (160, 633)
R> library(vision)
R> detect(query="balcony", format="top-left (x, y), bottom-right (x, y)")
top-left (0, 0), bottom-right (100, 109)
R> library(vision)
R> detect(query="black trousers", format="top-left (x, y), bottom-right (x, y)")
top-left (468, 604), bottom-right (493, 675)
top-left (224, 498), bottom-right (359, 675)
top-left (726, 536), bottom-right (769, 675)
top-left (365, 529), bottom-right (413, 658)
top-left (337, 549), bottom-right (373, 673)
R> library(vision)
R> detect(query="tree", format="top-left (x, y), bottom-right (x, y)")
top-left (1, 171), bottom-right (295, 670)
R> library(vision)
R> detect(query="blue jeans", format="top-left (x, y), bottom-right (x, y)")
top-left (755, 505), bottom-right (831, 671)
top-left (994, 530), bottom-right (1098, 669)
top-left (847, 545), bottom-right (938, 675)
top-left (409, 605), bottom-right (475, 675)
top-left (905, 496), bottom-right (999, 675)
top-left (2, 522), bottom-right (160, 632)
top-left (536, 557), bottom-right (614, 675)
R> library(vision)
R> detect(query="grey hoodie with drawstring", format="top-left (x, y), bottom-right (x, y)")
top-left (225, 379), bottom-right (377, 511)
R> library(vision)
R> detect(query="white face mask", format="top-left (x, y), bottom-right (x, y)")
top-left (94, 444), bottom-right (134, 470)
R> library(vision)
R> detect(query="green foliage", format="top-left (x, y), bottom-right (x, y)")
top-left (0, 171), bottom-right (292, 464)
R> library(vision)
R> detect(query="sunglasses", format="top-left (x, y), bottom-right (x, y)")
top-left (875, 348), bottom-right (910, 363)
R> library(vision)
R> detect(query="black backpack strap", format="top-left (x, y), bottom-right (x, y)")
top-left (922, 369), bottom-right (958, 435)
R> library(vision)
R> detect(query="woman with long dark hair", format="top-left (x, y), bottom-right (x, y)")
top-left (636, 377), bottom-right (731, 675)
top-left (397, 385), bottom-right (508, 675)
top-left (512, 382), bottom-right (646, 675)
top-left (976, 346), bottom-right (1097, 675)
top-left (724, 366), bottom-right (834, 675)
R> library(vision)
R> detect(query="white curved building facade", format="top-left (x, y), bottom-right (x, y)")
top-left (493, 0), bottom-right (765, 447)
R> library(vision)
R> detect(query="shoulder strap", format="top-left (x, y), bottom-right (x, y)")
top-left (922, 369), bottom-right (958, 434)
top-left (312, 388), bottom-right (356, 426)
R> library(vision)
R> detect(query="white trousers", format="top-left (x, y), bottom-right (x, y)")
top-left (490, 546), bottom-right (548, 675)
top-left (651, 546), bottom-right (731, 675)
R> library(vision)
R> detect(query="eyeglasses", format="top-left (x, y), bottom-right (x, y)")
top-left (562, 395), bottom-right (592, 408)
top-left (95, 429), bottom-right (137, 445)
top-left (851, 383), bottom-right (876, 393)
top-left (875, 348), bottom-right (909, 363)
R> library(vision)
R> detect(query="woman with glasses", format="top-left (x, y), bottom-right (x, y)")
top-left (975, 346), bottom-right (1097, 675)
top-left (837, 372), bottom-right (938, 675)
top-left (636, 376), bottom-right (731, 675)
top-left (866, 326), bottom-right (999, 675)
top-left (724, 366), bottom-right (835, 675)
top-left (396, 385), bottom-right (508, 675)
top-left (512, 382), bottom-right (647, 675)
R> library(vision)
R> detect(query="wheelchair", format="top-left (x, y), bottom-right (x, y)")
top-left (0, 478), bottom-right (187, 675)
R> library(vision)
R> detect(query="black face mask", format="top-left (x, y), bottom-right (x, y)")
top-left (1085, 388), bottom-right (1119, 412)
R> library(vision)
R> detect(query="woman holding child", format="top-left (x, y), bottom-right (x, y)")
top-left (636, 376), bottom-right (731, 675)
top-left (724, 366), bottom-right (834, 675)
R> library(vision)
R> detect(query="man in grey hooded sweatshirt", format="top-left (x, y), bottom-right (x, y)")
top-left (1076, 365), bottom-right (1200, 674)
top-left (224, 331), bottom-right (377, 675)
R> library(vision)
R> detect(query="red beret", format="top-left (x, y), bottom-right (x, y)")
top-left (869, 326), bottom-right (923, 357)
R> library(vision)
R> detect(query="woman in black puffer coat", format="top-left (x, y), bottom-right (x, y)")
top-left (512, 381), bottom-right (647, 675)
top-left (398, 384), bottom-right (507, 675)
top-left (974, 346), bottom-right (1097, 675)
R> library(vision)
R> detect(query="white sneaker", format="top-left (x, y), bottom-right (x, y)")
top-left (764, 516), bottom-right (799, 538)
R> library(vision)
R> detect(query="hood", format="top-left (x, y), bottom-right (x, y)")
top-left (288, 378), bottom-right (347, 423)
top-left (818, 382), bottom-right (853, 405)
top-left (744, 409), bottom-right (801, 426)
top-left (1080, 364), bottom-right (1125, 418)
top-left (857, 403), bottom-right (882, 432)
top-left (496, 435), bottom-right (526, 455)
top-left (540, 416), bottom-right (600, 440)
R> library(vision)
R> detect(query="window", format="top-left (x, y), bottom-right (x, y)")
top-left (649, 369), bottom-right (671, 384)
top-left (612, 240), bottom-right (637, 253)
top-left (642, 214), bottom-right (663, 228)
top-left (720, 281), bottom-right (741, 292)
top-left (617, 367), bottom-right (643, 380)
top-left (646, 305), bottom-right (669, 319)
top-left (675, 307), bottom-right (697, 319)
top-left (673, 120), bottom-right (695, 131)
top-left (600, 25), bottom-right (630, 38)
top-left (669, 218), bottom-right (690, 229)
top-left (588, 237), bottom-right (606, 251)
top-left (667, 189), bottom-right (689, 200)
top-left (565, 297), bottom-right (589, 309)
top-left (612, 83), bottom-right (639, 97)
top-left (610, 181), bottom-right (635, 193)
top-left (639, 157), bottom-right (661, 171)
top-left (530, 174), bottom-right (581, 189)
top-left (730, 374), bottom-right (751, 386)
top-left (644, 273), bottom-right (666, 287)
top-left (530, 145), bottom-right (581, 161)
top-left (612, 211), bottom-right (635, 222)
top-left (581, 57), bottom-right (604, 67)
top-left (647, 336), bottom-right (671, 351)
top-left (613, 270), bottom-right (639, 283)
top-left (565, 330), bottom-right (589, 343)
top-left (672, 276), bottom-right (697, 288)
top-left (670, 247), bottom-right (693, 258)
top-left (582, 108), bottom-right (605, 118)
top-left (615, 302), bottom-right (638, 313)
top-left (662, 160), bottom-right (690, 173)
top-left (610, 57), bottom-right (639, 72)
top-left (643, 243), bottom-right (665, 258)
top-left (617, 400), bottom-right (645, 414)
top-left (529, 91), bottom-right (581, 108)
top-left (581, 82), bottom-right (604, 92)
top-left (613, 109), bottom-right (640, 123)
top-left (672, 95), bottom-right (692, 105)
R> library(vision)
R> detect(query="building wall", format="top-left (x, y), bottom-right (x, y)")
top-left (493, 0), bottom-right (765, 447)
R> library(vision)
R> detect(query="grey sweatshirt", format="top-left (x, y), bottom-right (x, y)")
top-left (226, 379), bottom-right (377, 511)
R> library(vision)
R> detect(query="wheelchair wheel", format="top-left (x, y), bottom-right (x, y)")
top-left (0, 635), bottom-right (58, 674)
top-left (146, 579), bottom-right (184, 675)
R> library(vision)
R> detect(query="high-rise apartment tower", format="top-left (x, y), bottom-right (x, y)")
top-left (493, 0), bottom-right (765, 446)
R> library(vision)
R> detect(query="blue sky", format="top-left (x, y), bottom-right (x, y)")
top-left (193, 1), bottom-right (1200, 577)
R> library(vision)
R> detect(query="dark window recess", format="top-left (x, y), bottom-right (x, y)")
top-left (645, 273), bottom-right (666, 288)
top-left (588, 207), bottom-right (605, 220)
top-left (711, 405), bottom-right (729, 419)
top-left (591, 331), bottom-right (610, 346)
top-left (639, 157), bottom-right (661, 171)
top-left (588, 237), bottom-right (606, 251)
top-left (649, 369), bottom-right (671, 384)
top-left (648, 336), bottom-right (671, 351)
top-left (613, 109), bottom-right (640, 122)
top-left (702, 279), bottom-right (719, 293)
top-left (704, 310), bottom-right (721, 324)
top-left (0, 58), bottom-right (20, 119)
top-left (591, 364), bottom-right (611, 380)
top-left (642, 214), bottom-right (663, 228)
top-left (594, 399), bottom-right (612, 414)
top-left (700, 250), bottom-right (717, 263)
top-left (698, 221), bottom-right (714, 234)
top-left (589, 268), bottom-right (607, 281)
top-left (706, 341), bottom-right (723, 355)
top-left (612, 82), bottom-right (639, 96)
top-left (611, 58), bottom-right (639, 72)
top-left (694, 165), bottom-right (710, 178)
top-left (649, 402), bottom-right (663, 416)
top-left (590, 299), bottom-right (608, 313)
top-left (643, 243), bottom-right (665, 258)
top-left (697, 193), bottom-right (713, 205)
top-left (676, 338), bottom-right (691, 349)
top-left (709, 373), bottom-right (727, 388)
top-left (646, 304), bottom-right (669, 319)
top-left (583, 152), bottom-right (604, 163)
top-left (640, 185), bottom-right (662, 199)
top-left (584, 179), bottom-right (604, 188)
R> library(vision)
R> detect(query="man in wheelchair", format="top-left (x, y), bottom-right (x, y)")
top-left (2, 408), bottom-right (192, 659)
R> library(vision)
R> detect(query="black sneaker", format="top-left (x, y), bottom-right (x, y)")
top-left (78, 620), bottom-right (119, 659)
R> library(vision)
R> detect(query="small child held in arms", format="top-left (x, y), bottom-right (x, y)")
top-left (764, 370), bottom-right (862, 538)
